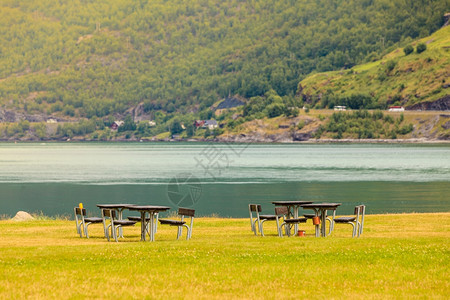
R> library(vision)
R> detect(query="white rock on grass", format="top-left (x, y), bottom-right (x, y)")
top-left (11, 211), bottom-right (35, 221)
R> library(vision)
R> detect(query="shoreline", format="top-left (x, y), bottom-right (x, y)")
top-left (1, 137), bottom-right (450, 144)
top-left (3, 211), bottom-right (450, 221)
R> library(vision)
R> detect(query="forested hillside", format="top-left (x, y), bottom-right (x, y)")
top-left (299, 25), bottom-right (450, 110)
top-left (0, 0), bottom-right (449, 122)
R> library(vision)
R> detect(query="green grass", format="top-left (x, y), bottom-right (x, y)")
top-left (0, 214), bottom-right (449, 298)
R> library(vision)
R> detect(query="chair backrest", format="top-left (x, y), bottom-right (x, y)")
top-left (354, 205), bottom-right (366, 217)
top-left (178, 208), bottom-right (195, 217)
top-left (178, 208), bottom-right (195, 237)
top-left (358, 205), bottom-right (365, 234)
top-left (102, 209), bottom-right (116, 219)
top-left (74, 207), bottom-right (86, 237)
top-left (249, 204), bottom-right (261, 212)
top-left (359, 205), bottom-right (366, 215)
top-left (74, 207), bottom-right (86, 216)
top-left (248, 204), bottom-right (261, 234)
top-left (275, 206), bottom-right (288, 216)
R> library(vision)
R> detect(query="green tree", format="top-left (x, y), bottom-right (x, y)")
top-left (403, 45), bottom-right (414, 55)
top-left (385, 60), bottom-right (397, 74)
top-left (204, 128), bottom-right (211, 138)
top-left (266, 103), bottom-right (285, 118)
top-left (119, 115), bottom-right (136, 132)
top-left (170, 118), bottom-right (183, 135)
top-left (33, 123), bottom-right (47, 140)
top-left (416, 43), bottom-right (427, 53)
top-left (186, 123), bottom-right (195, 137)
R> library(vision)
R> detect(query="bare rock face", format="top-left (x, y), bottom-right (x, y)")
top-left (444, 13), bottom-right (450, 27)
top-left (407, 96), bottom-right (450, 111)
top-left (0, 109), bottom-right (46, 123)
top-left (293, 132), bottom-right (313, 141)
top-left (0, 109), bottom-right (17, 122)
top-left (11, 211), bottom-right (35, 221)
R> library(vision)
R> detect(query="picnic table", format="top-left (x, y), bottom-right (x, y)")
top-left (300, 203), bottom-right (341, 237)
top-left (126, 205), bottom-right (171, 242)
top-left (272, 201), bottom-right (313, 233)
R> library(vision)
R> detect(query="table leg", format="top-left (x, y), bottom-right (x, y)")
top-left (293, 205), bottom-right (299, 234)
top-left (149, 212), bottom-right (155, 242)
top-left (140, 211), bottom-right (146, 241)
top-left (320, 209), bottom-right (327, 237)
top-left (118, 208), bottom-right (124, 238)
top-left (284, 205), bottom-right (294, 236)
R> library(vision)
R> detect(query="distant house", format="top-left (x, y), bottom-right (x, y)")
top-left (388, 106), bottom-right (405, 112)
top-left (193, 120), bottom-right (218, 130)
top-left (204, 120), bottom-right (218, 130)
top-left (46, 118), bottom-right (58, 123)
top-left (110, 121), bottom-right (124, 131)
top-left (334, 106), bottom-right (346, 111)
top-left (148, 121), bottom-right (156, 127)
top-left (194, 120), bottom-right (205, 128)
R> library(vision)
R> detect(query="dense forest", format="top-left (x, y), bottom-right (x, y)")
top-left (0, 0), bottom-right (449, 121)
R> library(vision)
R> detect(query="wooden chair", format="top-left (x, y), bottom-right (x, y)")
top-left (74, 207), bottom-right (103, 238)
top-left (248, 204), bottom-right (277, 236)
top-left (332, 205), bottom-right (366, 237)
top-left (101, 209), bottom-right (137, 242)
top-left (275, 206), bottom-right (307, 237)
top-left (159, 208), bottom-right (195, 240)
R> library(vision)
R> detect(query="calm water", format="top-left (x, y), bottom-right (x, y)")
top-left (0, 142), bottom-right (449, 217)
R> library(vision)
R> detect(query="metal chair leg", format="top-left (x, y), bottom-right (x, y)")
top-left (182, 224), bottom-right (190, 240)
top-left (76, 221), bottom-right (82, 237)
top-left (252, 220), bottom-right (259, 235)
top-left (84, 223), bottom-right (91, 238)
top-left (260, 220), bottom-right (267, 236)
top-left (113, 226), bottom-right (120, 242)
top-left (105, 224), bottom-right (111, 242)
top-left (350, 223), bottom-right (356, 237)
top-left (276, 217), bottom-right (282, 237)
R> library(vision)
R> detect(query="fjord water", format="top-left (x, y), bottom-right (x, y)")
top-left (0, 142), bottom-right (449, 217)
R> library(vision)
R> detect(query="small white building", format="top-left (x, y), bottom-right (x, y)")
top-left (46, 118), bottom-right (58, 123)
top-left (334, 106), bottom-right (346, 111)
top-left (204, 120), bottom-right (218, 130)
top-left (388, 106), bottom-right (405, 112)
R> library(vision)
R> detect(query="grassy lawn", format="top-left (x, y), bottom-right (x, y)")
top-left (0, 213), bottom-right (449, 299)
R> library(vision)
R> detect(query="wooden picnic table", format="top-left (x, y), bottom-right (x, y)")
top-left (125, 205), bottom-right (171, 242)
top-left (300, 203), bottom-right (341, 237)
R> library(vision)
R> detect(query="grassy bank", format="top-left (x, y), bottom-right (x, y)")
top-left (0, 213), bottom-right (449, 299)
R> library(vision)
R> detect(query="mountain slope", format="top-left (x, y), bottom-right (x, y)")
top-left (0, 0), bottom-right (449, 120)
top-left (299, 25), bottom-right (450, 110)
